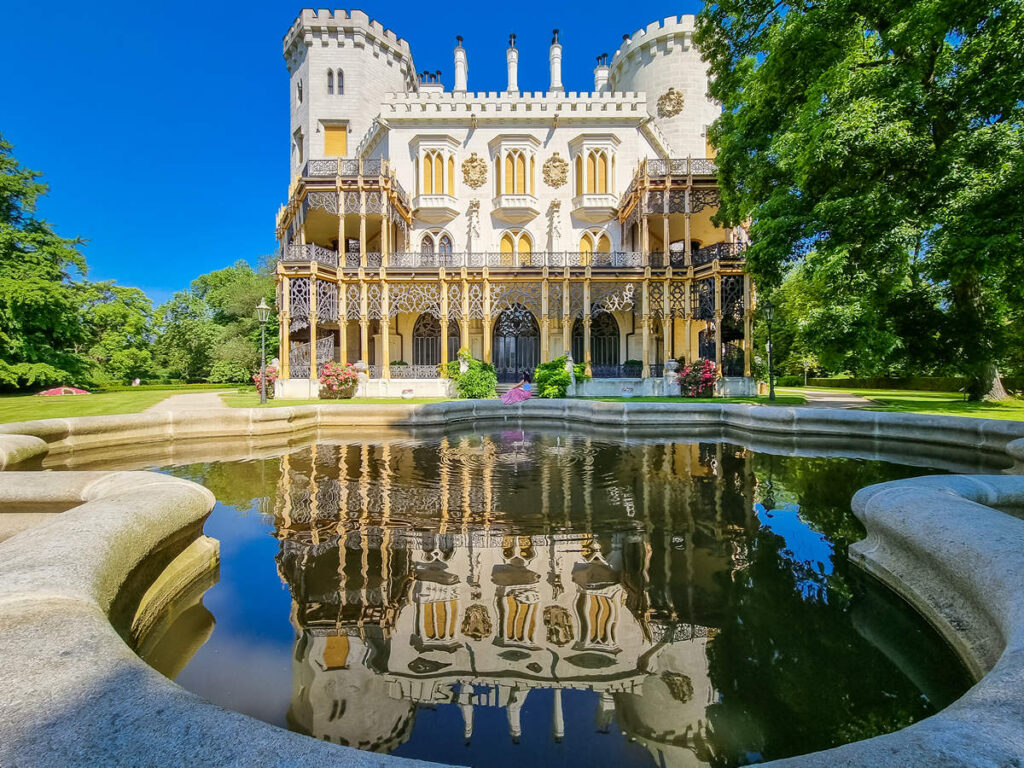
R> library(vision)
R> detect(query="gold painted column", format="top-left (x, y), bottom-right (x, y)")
top-left (338, 279), bottom-right (348, 364)
top-left (641, 279), bottom-right (650, 379)
top-left (439, 275), bottom-right (449, 375)
top-left (359, 191), bottom-right (367, 269)
top-left (663, 277), bottom-right (672, 365)
top-left (714, 273), bottom-right (723, 375)
top-left (683, 277), bottom-right (692, 363)
top-left (309, 272), bottom-right (319, 383)
top-left (482, 275), bottom-right (492, 365)
top-left (540, 279), bottom-right (550, 361)
top-left (684, 189), bottom-right (692, 265)
top-left (338, 203), bottom-right (346, 267)
top-left (582, 279), bottom-right (592, 377)
top-left (280, 275), bottom-right (291, 379)
top-left (460, 275), bottom-right (470, 352)
top-left (743, 275), bottom-right (753, 377)
top-left (359, 279), bottom-right (369, 366)
top-left (381, 279), bottom-right (391, 379)
top-left (381, 201), bottom-right (390, 267)
top-left (561, 277), bottom-right (571, 357)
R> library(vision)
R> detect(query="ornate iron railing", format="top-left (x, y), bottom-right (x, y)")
top-left (301, 158), bottom-right (386, 178)
top-left (282, 244), bottom-right (339, 268)
top-left (388, 364), bottom-right (441, 379)
top-left (692, 242), bottom-right (745, 266)
top-left (645, 158), bottom-right (718, 177)
top-left (590, 364), bottom-right (644, 378)
top-left (385, 251), bottom-right (646, 269)
top-left (304, 159), bottom-right (338, 177)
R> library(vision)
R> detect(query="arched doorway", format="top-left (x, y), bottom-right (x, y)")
top-left (412, 313), bottom-right (441, 366)
top-left (572, 312), bottom-right (620, 376)
top-left (492, 303), bottom-right (539, 382)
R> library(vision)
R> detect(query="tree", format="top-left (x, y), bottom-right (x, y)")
top-left (80, 282), bottom-right (155, 381)
top-left (696, 0), bottom-right (1024, 399)
top-left (0, 135), bottom-right (91, 389)
top-left (154, 292), bottom-right (219, 381)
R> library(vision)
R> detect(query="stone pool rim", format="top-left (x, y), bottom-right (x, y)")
top-left (1, 401), bottom-right (1024, 767)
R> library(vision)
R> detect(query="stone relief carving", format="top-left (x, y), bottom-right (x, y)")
top-left (461, 153), bottom-right (487, 189)
top-left (543, 605), bottom-right (574, 646)
top-left (542, 153), bottom-right (569, 188)
top-left (461, 604), bottom-right (493, 641)
top-left (657, 87), bottom-right (685, 118)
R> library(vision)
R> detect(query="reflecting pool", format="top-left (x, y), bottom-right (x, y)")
top-left (145, 431), bottom-right (971, 767)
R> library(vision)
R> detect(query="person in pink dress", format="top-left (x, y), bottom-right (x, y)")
top-left (501, 371), bottom-right (532, 404)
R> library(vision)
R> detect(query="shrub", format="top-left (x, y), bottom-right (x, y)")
top-left (319, 361), bottom-right (359, 398)
top-left (445, 352), bottom-right (497, 399)
top-left (390, 360), bottom-right (408, 366)
top-left (534, 356), bottom-right (590, 398)
top-left (209, 360), bottom-right (251, 383)
top-left (777, 374), bottom-right (802, 387)
top-left (678, 358), bottom-right (717, 397)
top-left (252, 364), bottom-right (279, 399)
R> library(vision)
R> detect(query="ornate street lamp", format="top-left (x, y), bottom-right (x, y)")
top-left (256, 297), bottom-right (272, 404)
top-left (763, 299), bottom-right (775, 402)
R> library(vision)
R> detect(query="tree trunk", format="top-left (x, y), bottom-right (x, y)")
top-left (951, 273), bottom-right (1006, 401)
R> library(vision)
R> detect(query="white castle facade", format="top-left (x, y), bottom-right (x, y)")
top-left (275, 10), bottom-right (753, 398)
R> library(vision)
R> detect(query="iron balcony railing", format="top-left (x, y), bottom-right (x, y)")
top-left (302, 158), bottom-right (387, 178)
top-left (645, 158), bottom-right (718, 177)
top-left (387, 251), bottom-right (646, 269)
top-left (280, 244), bottom-right (745, 271)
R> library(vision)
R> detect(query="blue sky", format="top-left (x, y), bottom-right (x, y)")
top-left (1, 1), bottom-right (701, 304)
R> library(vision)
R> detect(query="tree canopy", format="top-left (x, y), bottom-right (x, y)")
top-left (696, 0), bottom-right (1024, 397)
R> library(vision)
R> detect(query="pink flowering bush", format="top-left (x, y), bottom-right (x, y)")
top-left (677, 358), bottom-right (717, 397)
top-left (252, 364), bottom-right (279, 399)
top-left (319, 361), bottom-right (359, 399)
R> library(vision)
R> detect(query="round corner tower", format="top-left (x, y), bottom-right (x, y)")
top-left (609, 16), bottom-right (719, 158)
top-left (283, 9), bottom-right (417, 176)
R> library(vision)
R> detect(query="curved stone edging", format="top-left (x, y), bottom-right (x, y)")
top-left (2, 403), bottom-right (1024, 766)
top-left (0, 471), bottom-right (445, 768)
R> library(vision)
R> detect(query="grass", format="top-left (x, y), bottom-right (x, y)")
top-left (780, 386), bottom-right (1024, 421)
top-left (0, 389), bottom-right (180, 424)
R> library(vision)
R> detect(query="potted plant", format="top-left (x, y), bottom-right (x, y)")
top-left (319, 361), bottom-right (360, 399)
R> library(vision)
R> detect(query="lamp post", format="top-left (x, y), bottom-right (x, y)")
top-left (763, 298), bottom-right (775, 402)
top-left (256, 297), bottom-right (271, 404)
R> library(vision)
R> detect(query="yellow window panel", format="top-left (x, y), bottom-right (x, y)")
top-left (324, 125), bottom-right (347, 157)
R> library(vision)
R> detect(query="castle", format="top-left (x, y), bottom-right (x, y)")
top-left (274, 10), bottom-right (753, 398)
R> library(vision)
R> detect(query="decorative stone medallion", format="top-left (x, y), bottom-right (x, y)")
top-left (461, 153), bottom-right (487, 189)
top-left (542, 153), bottom-right (569, 188)
top-left (657, 87), bottom-right (685, 118)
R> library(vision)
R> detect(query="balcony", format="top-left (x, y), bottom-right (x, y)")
top-left (301, 158), bottom-right (385, 179)
top-left (571, 193), bottom-right (619, 223)
top-left (281, 243), bottom-right (338, 268)
top-left (412, 194), bottom-right (459, 224)
top-left (648, 242), bottom-right (747, 269)
top-left (386, 251), bottom-right (646, 270)
top-left (491, 194), bottom-right (540, 224)
top-left (645, 158), bottom-right (718, 178)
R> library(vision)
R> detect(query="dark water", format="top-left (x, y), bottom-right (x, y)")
top-left (146, 431), bottom-right (972, 767)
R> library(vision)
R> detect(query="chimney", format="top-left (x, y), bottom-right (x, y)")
top-left (506, 33), bottom-right (519, 93)
top-left (593, 53), bottom-right (610, 92)
top-left (419, 70), bottom-right (444, 94)
top-left (454, 35), bottom-right (468, 92)
top-left (549, 29), bottom-right (563, 93)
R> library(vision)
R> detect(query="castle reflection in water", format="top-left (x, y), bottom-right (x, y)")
top-left (272, 432), bottom-right (756, 767)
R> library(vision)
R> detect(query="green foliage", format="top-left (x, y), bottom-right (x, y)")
top-left (208, 360), bottom-right (252, 383)
top-left (696, 0), bottom-right (1024, 398)
top-left (445, 355), bottom-right (497, 399)
top-left (534, 356), bottom-right (589, 398)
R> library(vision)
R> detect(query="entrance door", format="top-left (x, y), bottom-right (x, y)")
top-left (492, 303), bottom-right (539, 382)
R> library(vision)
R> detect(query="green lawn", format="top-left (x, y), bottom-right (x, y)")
top-left (0, 390), bottom-right (178, 424)
top-left (780, 386), bottom-right (1024, 421)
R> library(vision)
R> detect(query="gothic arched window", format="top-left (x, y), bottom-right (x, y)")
top-left (327, 70), bottom-right (334, 94)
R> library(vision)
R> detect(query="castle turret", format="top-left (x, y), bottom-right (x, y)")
top-left (454, 36), bottom-right (468, 92)
top-left (549, 30), bottom-right (563, 93)
top-left (506, 34), bottom-right (519, 93)
top-left (282, 10), bottom-right (417, 177)
top-left (593, 53), bottom-right (610, 92)
top-left (609, 16), bottom-right (719, 157)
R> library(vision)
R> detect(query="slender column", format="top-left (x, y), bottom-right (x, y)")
top-left (582, 279), bottom-right (592, 376)
top-left (714, 273), bottom-right (723, 375)
top-left (309, 273), bottom-right (319, 382)
top-left (439, 277), bottom-right (449, 375)
top-left (460, 277), bottom-right (470, 351)
top-left (359, 280), bottom-right (369, 365)
top-left (684, 189), bottom-right (692, 264)
top-left (663, 277), bottom-right (671, 365)
top-left (338, 280), bottom-right (348, 363)
top-left (359, 191), bottom-right (367, 268)
top-left (662, 210), bottom-right (670, 265)
top-left (381, 279), bottom-right (391, 379)
top-left (338, 206), bottom-right (346, 267)
top-left (683, 278), bottom-right (692, 362)
top-left (381, 202), bottom-right (389, 267)
top-left (482, 277), bottom-right (492, 364)
top-left (561, 278), bottom-right (571, 357)
top-left (280, 275), bottom-right (291, 378)
top-left (641, 279), bottom-right (650, 378)
top-left (540, 280), bottom-right (550, 361)
top-left (641, 209), bottom-right (650, 262)
top-left (743, 274), bottom-right (753, 377)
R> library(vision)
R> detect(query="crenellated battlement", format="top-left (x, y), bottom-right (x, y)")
top-left (380, 90), bottom-right (648, 116)
top-left (283, 8), bottom-right (414, 67)
top-left (610, 15), bottom-right (697, 72)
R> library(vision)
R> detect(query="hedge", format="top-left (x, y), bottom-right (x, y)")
top-left (95, 383), bottom-right (246, 393)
